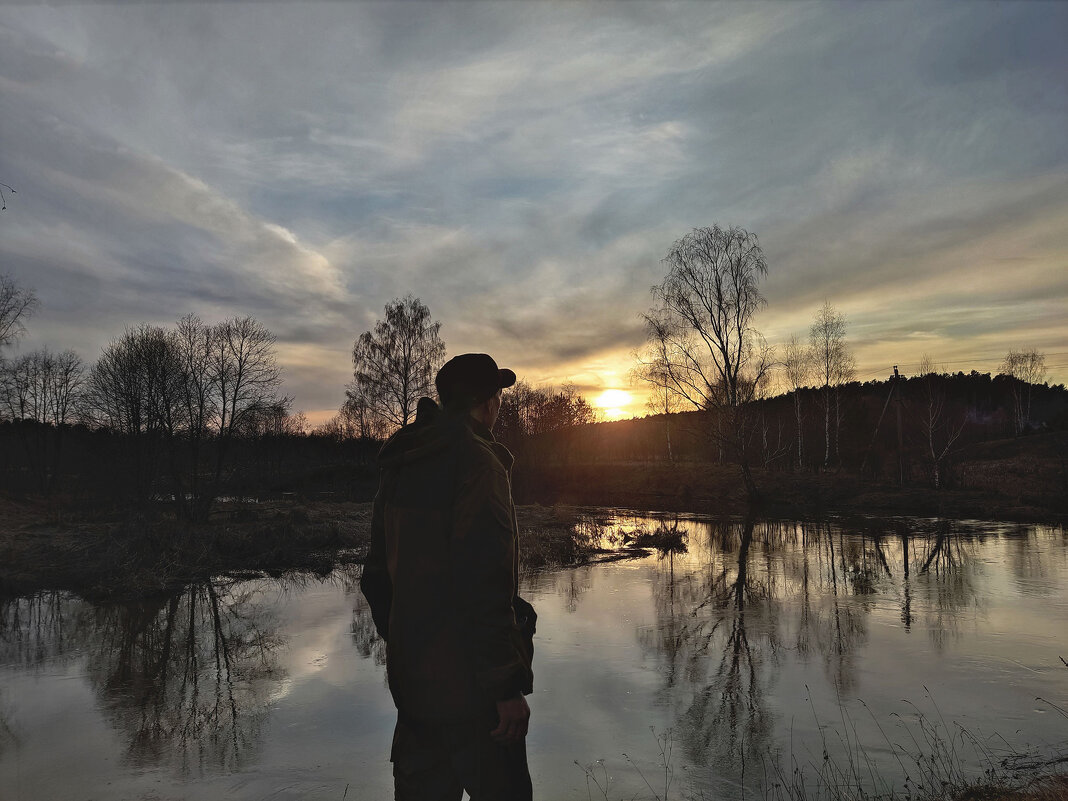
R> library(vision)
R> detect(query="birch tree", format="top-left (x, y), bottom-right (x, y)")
top-left (999, 349), bottom-right (1047, 433)
top-left (781, 334), bottom-right (813, 470)
top-left (915, 355), bottom-right (965, 489)
top-left (638, 225), bottom-right (772, 501)
top-left (809, 302), bottom-right (855, 468)
top-left (348, 295), bottom-right (446, 433)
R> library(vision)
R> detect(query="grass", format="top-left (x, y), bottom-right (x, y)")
top-left (0, 495), bottom-right (602, 599)
top-left (631, 518), bottom-right (688, 556)
top-left (574, 691), bottom-right (1068, 801)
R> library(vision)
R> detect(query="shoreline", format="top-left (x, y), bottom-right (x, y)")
top-left (2, 464), bottom-right (1064, 601)
top-left (515, 460), bottom-right (1068, 525)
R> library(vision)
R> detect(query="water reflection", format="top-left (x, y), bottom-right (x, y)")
top-left (0, 591), bottom-right (81, 669)
top-left (0, 517), bottom-right (1065, 801)
top-left (0, 579), bottom-right (285, 773)
top-left (626, 515), bottom-right (1048, 793)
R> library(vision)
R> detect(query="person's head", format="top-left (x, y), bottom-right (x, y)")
top-left (435, 353), bottom-right (516, 428)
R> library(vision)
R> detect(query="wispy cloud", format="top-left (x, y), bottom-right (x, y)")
top-left (2, 1), bottom-right (1066, 421)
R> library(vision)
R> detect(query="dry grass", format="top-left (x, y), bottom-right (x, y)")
top-left (0, 495), bottom-right (595, 599)
top-left (952, 775), bottom-right (1068, 801)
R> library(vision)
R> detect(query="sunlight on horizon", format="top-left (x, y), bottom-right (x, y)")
top-left (596, 389), bottom-right (634, 421)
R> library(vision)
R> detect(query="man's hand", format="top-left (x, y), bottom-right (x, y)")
top-left (490, 694), bottom-right (530, 743)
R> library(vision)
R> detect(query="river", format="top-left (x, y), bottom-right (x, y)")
top-left (1, 513), bottom-right (1066, 800)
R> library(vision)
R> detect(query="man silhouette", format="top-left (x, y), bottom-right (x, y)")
top-left (361, 353), bottom-right (536, 800)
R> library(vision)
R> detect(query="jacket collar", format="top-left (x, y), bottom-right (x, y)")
top-left (469, 416), bottom-right (515, 472)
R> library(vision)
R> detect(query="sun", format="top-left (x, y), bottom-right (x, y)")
top-left (595, 389), bottom-right (633, 420)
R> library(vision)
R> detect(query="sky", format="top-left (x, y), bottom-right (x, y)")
top-left (2, 1), bottom-right (1066, 424)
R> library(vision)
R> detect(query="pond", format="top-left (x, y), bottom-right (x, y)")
top-left (1, 513), bottom-right (1066, 800)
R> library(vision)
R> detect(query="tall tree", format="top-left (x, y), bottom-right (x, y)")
top-left (86, 325), bottom-right (184, 501)
top-left (495, 381), bottom-right (596, 460)
top-left (639, 225), bottom-right (771, 501)
top-left (0, 349), bottom-right (84, 425)
top-left (781, 334), bottom-right (813, 470)
top-left (203, 316), bottom-right (286, 517)
top-left (914, 355), bottom-right (965, 489)
top-left (0, 273), bottom-right (39, 350)
top-left (999, 348), bottom-right (1047, 433)
top-left (0, 349), bottom-right (87, 490)
top-left (809, 301), bottom-right (855, 469)
top-left (631, 343), bottom-right (683, 462)
top-left (348, 295), bottom-right (445, 433)
top-left (84, 316), bottom-right (284, 518)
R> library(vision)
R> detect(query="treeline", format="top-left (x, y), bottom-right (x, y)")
top-left (4, 267), bottom-right (1065, 515)
top-left (524, 369), bottom-right (1068, 489)
top-left (0, 284), bottom-right (605, 512)
top-left (0, 274), bottom-right (386, 513)
top-left (0, 314), bottom-right (374, 516)
top-left (495, 381), bottom-right (597, 456)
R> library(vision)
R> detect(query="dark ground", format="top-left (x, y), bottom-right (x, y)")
top-left (516, 430), bottom-right (1068, 523)
top-left (2, 430), bottom-right (1064, 601)
top-left (0, 495), bottom-right (590, 601)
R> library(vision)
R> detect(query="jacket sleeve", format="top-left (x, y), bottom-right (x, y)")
top-left (360, 475), bottom-right (393, 642)
top-left (452, 463), bottom-right (531, 701)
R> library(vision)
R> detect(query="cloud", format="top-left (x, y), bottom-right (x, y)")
top-left (2, 0), bottom-right (1067, 418)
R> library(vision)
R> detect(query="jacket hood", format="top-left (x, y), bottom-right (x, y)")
top-left (377, 396), bottom-right (514, 472)
top-left (377, 397), bottom-right (450, 468)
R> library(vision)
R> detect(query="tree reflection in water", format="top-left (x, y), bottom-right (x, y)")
top-left (639, 516), bottom-right (989, 793)
top-left (0, 591), bottom-right (83, 762)
top-left (0, 591), bottom-right (80, 669)
top-left (335, 564), bottom-right (388, 666)
top-left (351, 596), bottom-right (386, 667)
top-left (913, 520), bottom-right (984, 651)
top-left (0, 579), bottom-right (285, 774)
top-left (641, 518), bottom-right (779, 785)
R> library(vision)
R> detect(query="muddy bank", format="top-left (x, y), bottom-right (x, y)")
top-left (0, 496), bottom-right (591, 600)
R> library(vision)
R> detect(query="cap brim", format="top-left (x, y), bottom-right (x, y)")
top-left (498, 368), bottom-right (517, 389)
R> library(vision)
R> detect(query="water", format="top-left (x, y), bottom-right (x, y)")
top-left (1, 514), bottom-right (1066, 800)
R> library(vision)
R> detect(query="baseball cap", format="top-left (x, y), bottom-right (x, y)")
top-left (435, 353), bottom-right (516, 407)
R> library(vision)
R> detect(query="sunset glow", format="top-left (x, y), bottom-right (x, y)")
top-left (1, 3), bottom-right (1065, 425)
top-left (596, 389), bottom-right (634, 420)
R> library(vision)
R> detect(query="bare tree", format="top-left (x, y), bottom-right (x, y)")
top-left (914, 355), bottom-right (965, 489)
top-left (0, 274), bottom-right (38, 350)
top-left (2, 349), bottom-right (85, 426)
top-left (631, 349), bottom-right (684, 462)
top-left (809, 302), bottom-right (855, 469)
top-left (44, 350), bottom-right (87, 428)
top-left (0, 352), bottom-right (36, 421)
top-left (348, 295), bottom-right (445, 433)
top-left (781, 334), bottom-right (813, 470)
top-left (168, 314), bottom-right (216, 515)
top-left (85, 316), bottom-right (284, 515)
top-left (203, 316), bottom-right (286, 514)
top-left (639, 225), bottom-right (772, 501)
top-left (210, 316), bottom-right (283, 441)
top-left (86, 325), bottom-right (183, 500)
top-left (87, 325), bottom-right (180, 435)
top-left (339, 387), bottom-right (391, 440)
top-left (495, 380), bottom-right (596, 463)
top-left (999, 349), bottom-right (1047, 433)
top-left (0, 354), bottom-right (85, 493)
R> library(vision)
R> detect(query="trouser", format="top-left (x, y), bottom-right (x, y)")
top-left (391, 713), bottom-right (533, 801)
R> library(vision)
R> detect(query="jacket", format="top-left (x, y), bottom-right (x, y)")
top-left (360, 398), bottom-right (535, 727)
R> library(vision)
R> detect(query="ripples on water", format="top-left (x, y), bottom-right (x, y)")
top-left (1, 514), bottom-right (1066, 800)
